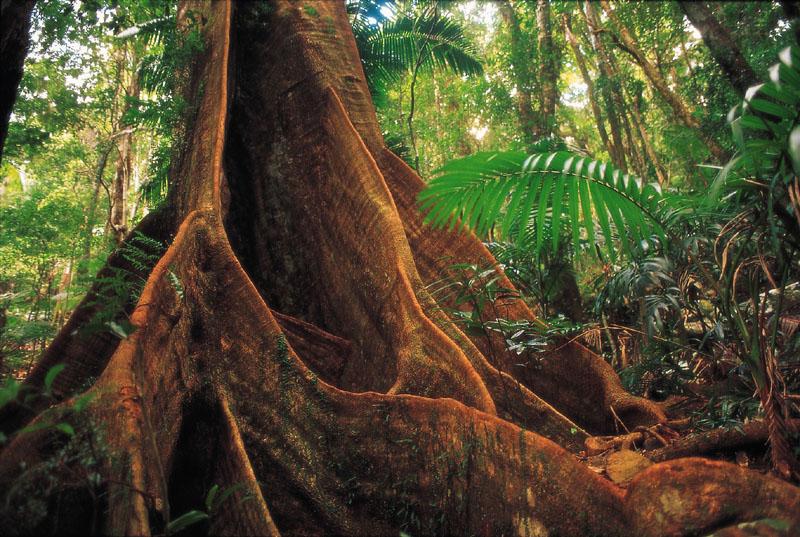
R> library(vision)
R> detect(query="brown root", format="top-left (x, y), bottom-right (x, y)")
top-left (646, 419), bottom-right (800, 464)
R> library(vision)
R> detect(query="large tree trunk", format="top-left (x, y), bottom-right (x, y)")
top-left (0, 0), bottom-right (36, 164)
top-left (679, 1), bottom-right (759, 97)
top-left (1, 2), bottom-right (799, 535)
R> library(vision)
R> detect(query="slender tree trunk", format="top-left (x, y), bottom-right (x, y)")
top-left (0, 0), bottom-right (36, 163)
top-left (1, 2), bottom-right (799, 535)
top-left (78, 144), bottom-right (112, 278)
top-left (599, 0), bottom-right (728, 162)
top-left (630, 90), bottom-right (668, 185)
top-left (582, 1), bottom-right (627, 170)
top-left (109, 59), bottom-right (140, 247)
top-left (602, 36), bottom-right (648, 178)
top-left (535, 0), bottom-right (559, 139)
top-left (679, 1), bottom-right (759, 97)
top-left (52, 260), bottom-right (74, 327)
top-left (0, 280), bottom-right (10, 373)
top-left (782, 0), bottom-right (800, 44)
top-left (562, 13), bottom-right (613, 160)
top-left (499, 0), bottom-right (538, 149)
top-left (678, 33), bottom-right (696, 77)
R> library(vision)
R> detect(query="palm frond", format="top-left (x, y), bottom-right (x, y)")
top-left (356, 11), bottom-right (483, 95)
top-left (418, 151), bottom-right (665, 261)
top-left (710, 44), bottom-right (800, 199)
top-left (347, 0), bottom-right (398, 20)
top-left (115, 14), bottom-right (174, 45)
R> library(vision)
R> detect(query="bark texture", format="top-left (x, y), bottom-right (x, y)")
top-left (1, 2), bottom-right (799, 536)
top-left (582, 1), bottom-right (628, 171)
top-left (535, 0), bottom-right (559, 139)
top-left (0, 0), bottom-right (36, 164)
top-left (498, 1), bottom-right (538, 150)
top-left (563, 13), bottom-right (613, 165)
top-left (679, 1), bottom-right (759, 97)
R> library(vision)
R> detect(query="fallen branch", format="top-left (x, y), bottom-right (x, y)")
top-left (645, 419), bottom-right (800, 463)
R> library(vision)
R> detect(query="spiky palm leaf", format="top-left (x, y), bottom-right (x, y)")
top-left (354, 10), bottom-right (483, 101)
top-left (418, 151), bottom-right (665, 261)
top-left (711, 45), bottom-right (800, 199)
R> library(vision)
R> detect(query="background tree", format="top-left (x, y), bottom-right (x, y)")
top-left (0, 0), bottom-right (36, 163)
top-left (679, 1), bottom-right (760, 97)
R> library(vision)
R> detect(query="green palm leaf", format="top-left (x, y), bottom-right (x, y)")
top-left (354, 10), bottom-right (483, 102)
top-left (418, 151), bottom-right (665, 260)
top-left (710, 45), bottom-right (800, 199)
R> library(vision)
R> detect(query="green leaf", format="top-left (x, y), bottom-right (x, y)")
top-left (739, 114), bottom-right (773, 132)
top-left (578, 173), bottom-right (595, 248)
top-left (107, 321), bottom-right (131, 339)
top-left (790, 126), bottom-right (800, 173)
top-left (44, 364), bottom-right (66, 394)
top-left (420, 151), bottom-right (665, 262)
top-left (535, 173), bottom-right (554, 255)
top-left (166, 511), bottom-right (209, 534)
top-left (0, 378), bottom-right (21, 409)
top-left (54, 423), bottom-right (75, 437)
top-left (356, 10), bottom-right (482, 99)
top-left (746, 98), bottom-right (789, 119)
top-left (213, 483), bottom-right (248, 513)
top-left (205, 484), bottom-right (220, 512)
top-left (17, 421), bottom-right (53, 436)
top-left (591, 181), bottom-right (615, 262)
top-left (73, 393), bottom-right (95, 413)
top-left (550, 172), bottom-right (567, 252)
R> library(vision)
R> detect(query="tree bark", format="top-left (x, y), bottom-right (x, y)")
top-left (108, 48), bottom-right (140, 247)
top-left (79, 143), bottom-right (113, 274)
top-left (600, 27), bottom-right (648, 179)
top-left (599, 0), bottom-right (729, 163)
top-left (562, 13), bottom-right (613, 162)
top-left (1, 2), bottom-right (799, 535)
top-left (535, 0), bottom-right (559, 139)
top-left (679, 1), bottom-right (760, 97)
top-left (630, 89), bottom-right (668, 186)
top-left (582, 1), bottom-right (628, 171)
top-left (782, 0), bottom-right (800, 45)
top-left (498, 1), bottom-right (539, 150)
top-left (0, 0), bottom-right (36, 164)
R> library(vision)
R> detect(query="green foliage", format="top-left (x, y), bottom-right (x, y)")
top-left (84, 232), bottom-right (165, 339)
top-left (358, 10), bottom-right (483, 82)
top-left (428, 262), bottom-right (586, 366)
top-left (0, 364), bottom-right (90, 445)
top-left (419, 150), bottom-right (665, 261)
top-left (0, 364), bottom-right (104, 534)
top-left (694, 392), bottom-right (761, 431)
top-left (594, 255), bottom-right (680, 337)
top-left (712, 45), bottom-right (800, 199)
top-left (166, 482), bottom-right (253, 535)
top-left (353, 4), bottom-right (483, 105)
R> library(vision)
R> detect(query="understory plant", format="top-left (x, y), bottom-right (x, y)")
top-left (420, 45), bottom-right (800, 479)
